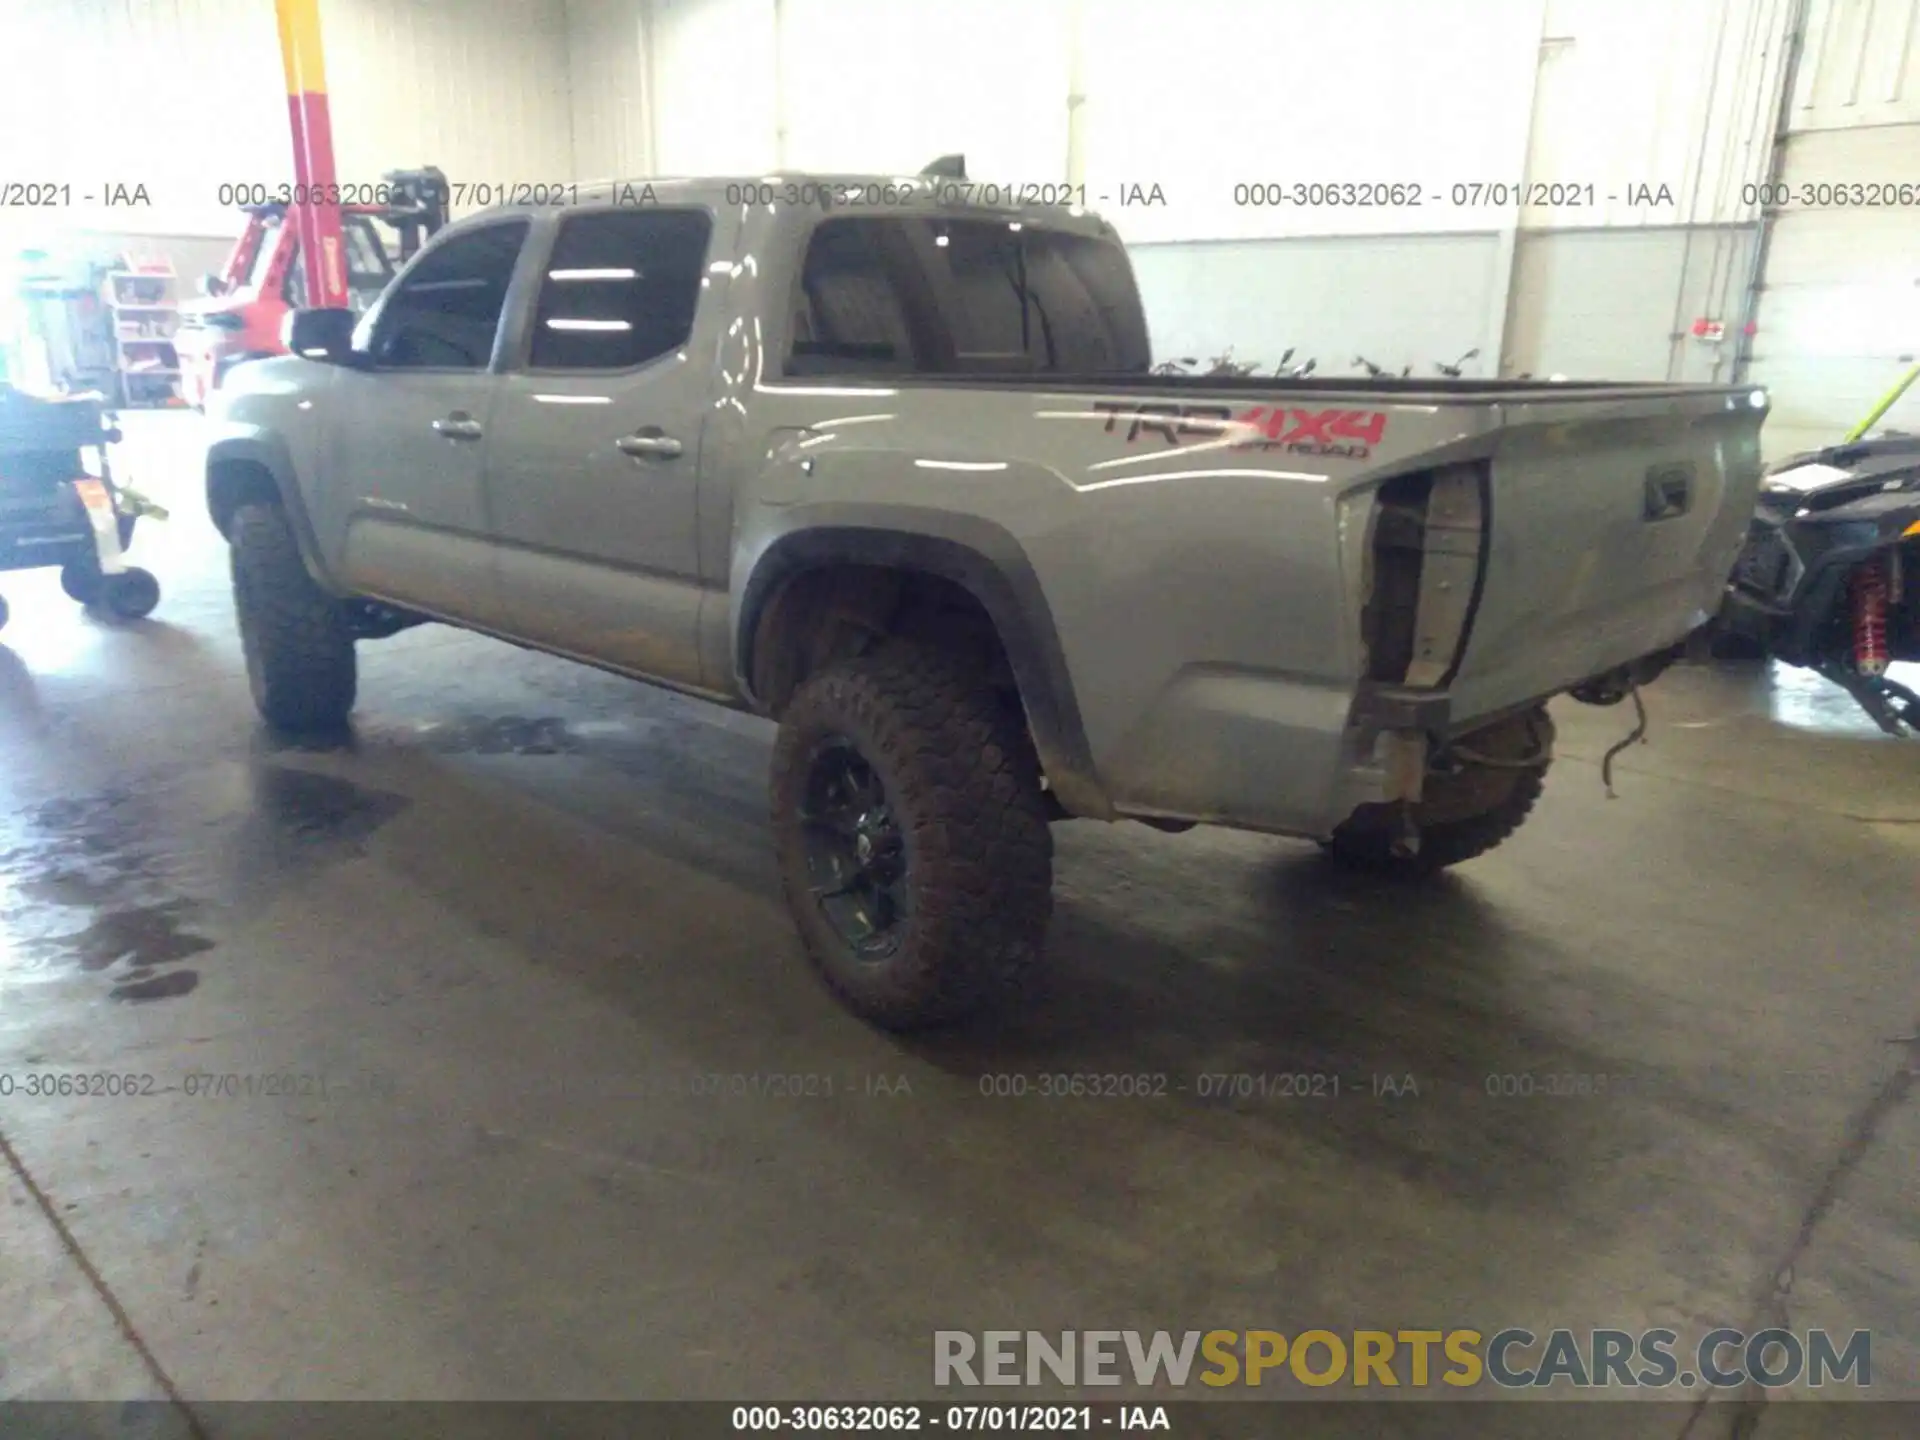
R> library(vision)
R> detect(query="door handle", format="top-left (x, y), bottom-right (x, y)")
top-left (1642, 463), bottom-right (1694, 521)
top-left (616, 430), bottom-right (683, 459)
top-left (432, 414), bottom-right (484, 441)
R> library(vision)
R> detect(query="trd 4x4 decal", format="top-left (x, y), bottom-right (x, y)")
top-left (1092, 401), bottom-right (1388, 460)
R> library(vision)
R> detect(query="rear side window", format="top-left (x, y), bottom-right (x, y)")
top-left (787, 217), bottom-right (1149, 377)
top-left (788, 220), bottom-right (922, 375)
top-left (528, 209), bottom-right (713, 370)
top-left (369, 220), bottom-right (528, 370)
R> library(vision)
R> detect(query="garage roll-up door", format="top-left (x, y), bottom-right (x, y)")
top-left (1748, 0), bottom-right (1920, 460)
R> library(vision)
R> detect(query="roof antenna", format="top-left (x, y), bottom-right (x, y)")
top-left (920, 154), bottom-right (967, 179)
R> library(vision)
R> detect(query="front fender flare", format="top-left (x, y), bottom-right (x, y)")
top-left (736, 509), bottom-right (1110, 819)
top-left (204, 427), bottom-right (339, 594)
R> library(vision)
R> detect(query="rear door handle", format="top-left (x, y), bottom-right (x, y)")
top-left (616, 429), bottom-right (683, 459)
top-left (432, 414), bottom-right (484, 441)
top-left (1643, 463), bottom-right (1695, 521)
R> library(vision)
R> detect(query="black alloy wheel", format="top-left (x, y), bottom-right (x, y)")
top-left (798, 735), bottom-right (911, 958)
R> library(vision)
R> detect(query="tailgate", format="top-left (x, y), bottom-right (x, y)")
top-left (1444, 387), bottom-right (1766, 723)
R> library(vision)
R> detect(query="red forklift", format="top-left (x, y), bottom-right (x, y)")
top-left (174, 167), bottom-right (446, 408)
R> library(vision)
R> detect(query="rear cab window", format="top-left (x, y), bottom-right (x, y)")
top-left (785, 216), bottom-right (1150, 378)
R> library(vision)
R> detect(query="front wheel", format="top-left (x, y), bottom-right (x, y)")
top-left (1323, 707), bottom-right (1553, 877)
top-left (230, 502), bottom-right (356, 731)
top-left (770, 644), bottom-right (1054, 1030)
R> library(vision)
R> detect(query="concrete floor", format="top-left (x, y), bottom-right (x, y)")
top-left (1, 415), bottom-right (1916, 1434)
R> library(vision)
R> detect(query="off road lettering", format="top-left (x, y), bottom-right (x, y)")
top-left (1094, 402), bottom-right (1385, 456)
top-left (1234, 406), bottom-right (1388, 448)
top-left (1092, 401), bottom-right (1232, 445)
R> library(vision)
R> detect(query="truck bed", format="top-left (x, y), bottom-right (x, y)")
top-left (870, 372), bottom-right (1763, 402)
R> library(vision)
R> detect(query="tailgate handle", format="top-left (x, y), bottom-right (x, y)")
top-left (1643, 463), bottom-right (1695, 522)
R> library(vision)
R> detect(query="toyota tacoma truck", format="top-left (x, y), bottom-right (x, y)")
top-left (203, 165), bottom-right (1769, 1030)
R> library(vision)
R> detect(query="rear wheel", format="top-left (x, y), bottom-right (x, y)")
top-left (100, 567), bottom-right (160, 620)
top-left (1323, 707), bottom-right (1553, 877)
top-left (230, 502), bottom-right (356, 731)
top-left (770, 644), bottom-right (1053, 1030)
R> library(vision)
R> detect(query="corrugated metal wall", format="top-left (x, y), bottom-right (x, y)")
top-left (5, 0), bottom-right (1900, 405)
top-left (1130, 235), bottom-right (1507, 378)
top-left (1526, 0), bottom-right (1797, 228)
top-left (555, 0), bottom-right (1812, 379)
top-left (323, 0), bottom-right (576, 216)
top-left (0, 0), bottom-right (576, 238)
top-left (1505, 227), bottom-right (1759, 381)
top-left (564, 0), bottom-right (653, 181)
top-left (1749, 0), bottom-right (1920, 457)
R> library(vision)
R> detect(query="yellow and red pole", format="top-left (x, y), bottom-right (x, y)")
top-left (275, 0), bottom-right (349, 309)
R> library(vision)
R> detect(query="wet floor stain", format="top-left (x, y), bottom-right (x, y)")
top-left (154, 761), bottom-right (412, 909)
top-left (110, 969), bottom-right (201, 1003)
top-left (1, 788), bottom-right (212, 1002)
top-left (251, 765), bottom-right (408, 845)
top-left (54, 898), bottom-right (213, 974)
top-left (407, 715), bottom-right (584, 756)
top-left (2, 767), bottom-right (411, 1001)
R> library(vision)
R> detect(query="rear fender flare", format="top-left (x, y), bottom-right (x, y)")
top-left (736, 511), bottom-right (1109, 819)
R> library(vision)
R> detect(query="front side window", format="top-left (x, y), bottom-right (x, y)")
top-left (369, 221), bottom-right (528, 370)
top-left (528, 209), bottom-right (712, 370)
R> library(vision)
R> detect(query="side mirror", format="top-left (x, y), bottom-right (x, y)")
top-left (199, 272), bottom-right (228, 297)
top-left (283, 307), bottom-right (362, 366)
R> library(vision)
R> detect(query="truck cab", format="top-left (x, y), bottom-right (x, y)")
top-left (175, 169), bottom-right (447, 409)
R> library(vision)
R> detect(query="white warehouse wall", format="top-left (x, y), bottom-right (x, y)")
top-left (1524, 0), bottom-right (1796, 229)
top-left (644, 0), bottom-right (779, 174)
top-left (779, 0), bottom-right (1072, 180)
top-left (566, 0), bottom-right (654, 180)
top-left (559, 0), bottom-right (1804, 379)
top-left (562, 0), bottom-right (1791, 233)
top-left (1748, 0), bottom-right (1920, 457)
top-left (0, 0), bottom-right (576, 239)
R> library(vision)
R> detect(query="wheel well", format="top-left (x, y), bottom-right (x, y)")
top-left (207, 458), bottom-right (282, 539)
top-left (749, 564), bottom-right (1019, 719)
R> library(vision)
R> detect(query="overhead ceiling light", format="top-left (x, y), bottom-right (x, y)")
top-left (546, 317), bottom-right (630, 331)
top-left (549, 267), bottom-right (637, 281)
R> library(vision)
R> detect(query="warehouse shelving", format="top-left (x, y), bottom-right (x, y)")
top-left (104, 264), bottom-right (183, 408)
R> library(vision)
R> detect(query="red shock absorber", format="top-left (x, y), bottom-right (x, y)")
top-left (1852, 558), bottom-right (1890, 676)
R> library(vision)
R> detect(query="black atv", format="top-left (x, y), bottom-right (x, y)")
top-left (1715, 432), bottom-right (1920, 735)
top-left (0, 385), bottom-right (161, 635)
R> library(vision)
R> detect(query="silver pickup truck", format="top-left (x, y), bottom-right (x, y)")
top-left (205, 167), bottom-right (1768, 1029)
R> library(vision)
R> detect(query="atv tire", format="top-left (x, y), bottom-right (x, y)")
top-left (771, 643), bottom-right (1053, 1031)
top-left (61, 555), bottom-right (104, 605)
top-left (1323, 707), bottom-right (1553, 877)
top-left (100, 567), bottom-right (160, 620)
top-left (230, 502), bottom-right (356, 731)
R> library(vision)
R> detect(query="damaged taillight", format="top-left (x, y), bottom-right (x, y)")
top-left (1362, 463), bottom-right (1489, 686)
